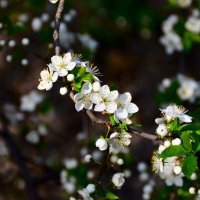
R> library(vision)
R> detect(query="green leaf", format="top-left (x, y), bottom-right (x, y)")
top-left (180, 123), bottom-right (200, 132)
top-left (72, 82), bottom-right (82, 92)
top-left (181, 131), bottom-right (192, 151)
top-left (76, 67), bottom-right (86, 78)
top-left (159, 145), bottom-right (188, 158)
top-left (106, 192), bottom-right (119, 200)
top-left (81, 73), bottom-right (94, 82)
top-left (109, 115), bottom-right (116, 126)
top-left (182, 155), bottom-right (197, 178)
top-left (168, 118), bottom-right (180, 132)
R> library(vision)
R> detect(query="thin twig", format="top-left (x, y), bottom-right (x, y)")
top-left (53, 0), bottom-right (65, 56)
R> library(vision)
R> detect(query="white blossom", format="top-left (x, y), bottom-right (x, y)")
top-left (174, 166), bottom-right (182, 175)
top-left (86, 184), bottom-right (95, 193)
top-left (21, 38), bottom-right (29, 46)
top-left (38, 66), bottom-right (58, 90)
top-left (159, 104), bottom-right (192, 123)
top-left (176, 0), bottom-right (192, 8)
top-left (109, 132), bottom-right (132, 150)
top-left (137, 162), bottom-right (147, 172)
top-left (50, 53), bottom-right (76, 77)
top-left (114, 92), bottom-right (139, 123)
top-left (185, 16), bottom-right (200, 34)
top-left (26, 130), bottom-right (40, 144)
top-left (177, 74), bottom-right (200, 102)
top-left (60, 87), bottom-right (68, 95)
top-left (189, 187), bottom-right (196, 194)
top-left (112, 173), bottom-right (125, 188)
top-left (67, 74), bottom-right (74, 82)
top-left (74, 82), bottom-right (93, 111)
top-left (21, 59), bottom-right (29, 66)
top-left (152, 153), bottom-right (164, 173)
top-left (165, 173), bottom-right (184, 187)
top-left (91, 85), bottom-right (119, 114)
top-left (172, 138), bottom-right (182, 145)
top-left (156, 124), bottom-right (168, 137)
top-left (32, 17), bottom-right (42, 32)
top-left (162, 15), bottom-right (178, 34)
top-left (64, 158), bottom-right (78, 169)
top-left (95, 138), bottom-right (108, 151)
top-left (160, 32), bottom-right (183, 55)
top-left (49, 0), bottom-right (59, 3)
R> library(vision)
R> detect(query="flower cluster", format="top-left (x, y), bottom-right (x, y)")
top-left (95, 131), bottom-right (132, 152)
top-left (38, 52), bottom-right (139, 125)
top-left (158, 73), bottom-right (200, 104)
top-left (160, 15), bottom-right (183, 55)
top-left (152, 104), bottom-right (199, 190)
top-left (160, 7), bottom-right (200, 54)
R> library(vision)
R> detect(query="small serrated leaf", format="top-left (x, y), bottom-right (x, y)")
top-left (182, 155), bottom-right (197, 178)
top-left (159, 145), bottom-right (188, 158)
top-left (106, 192), bottom-right (119, 200)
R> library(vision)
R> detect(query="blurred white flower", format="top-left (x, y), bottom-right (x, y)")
top-left (64, 158), bottom-right (78, 169)
top-left (20, 91), bottom-right (43, 112)
top-left (112, 172), bottom-right (125, 188)
top-left (185, 16), bottom-right (200, 34)
top-left (26, 130), bottom-right (40, 144)
top-left (95, 138), bottom-right (108, 151)
top-left (160, 32), bottom-right (183, 55)
top-left (176, 0), bottom-right (192, 8)
top-left (49, 0), bottom-right (59, 3)
top-left (77, 33), bottom-right (98, 51)
top-left (32, 17), bottom-right (42, 32)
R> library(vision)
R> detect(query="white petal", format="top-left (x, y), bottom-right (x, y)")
top-left (105, 102), bottom-right (117, 114)
top-left (51, 55), bottom-right (62, 66)
top-left (45, 82), bottom-right (53, 90)
top-left (107, 90), bottom-right (118, 101)
top-left (74, 93), bottom-right (83, 102)
top-left (119, 92), bottom-right (132, 103)
top-left (40, 70), bottom-right (49, 78)
top-left (38, 81), bottom-right (46, 90)
top-left (75, 101), bottom-right (84, 112)
top-left (84, 101), bottom-right (93, 110)
top-left (67, 62), bottom-right (76, 71)
top-left (58, 69), bottom-right (68, 77)
top-left (90, 93), bottom-right (102, 104)
top-left (52, 72), bottom-right (58, 82)
top-left (49, 0), bottom-right (59, 3)
top-left (174, 176), bottom-right (183, 187)
top-left (63, 52), bottom-right (72, 63)
top-left (125, 103), bottom-right (139, 114)
top-left (81, 82), bottom-right (92, 94)
top-left (116, 108), bottom-right (128, 120)
top-left (178, 114), bottom-right (192, 123)
top-left (94, 103), bottom-right (106, 112)
top-left (100, 85), bottom-right (110, 98)
top-left (155, 117), bottom-right (165, 124)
